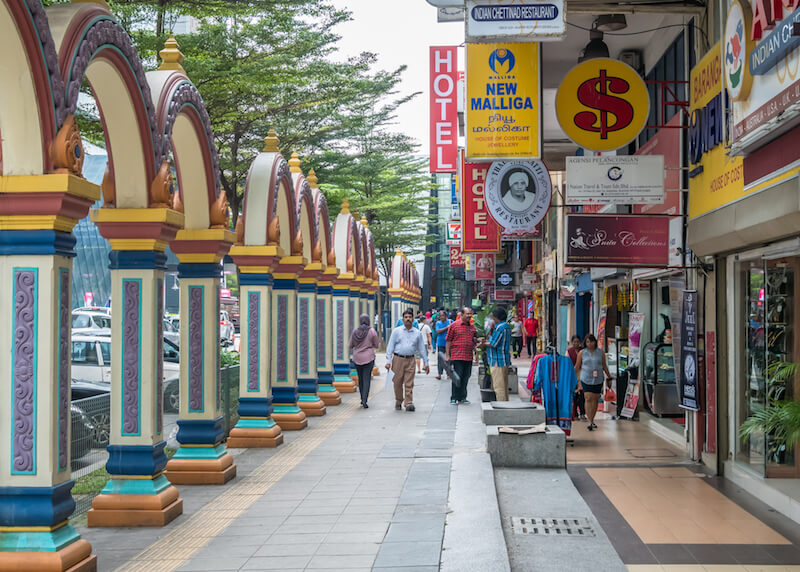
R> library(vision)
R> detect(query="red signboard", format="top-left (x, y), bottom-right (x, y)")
top-left (493, 289), bottom-right (515, 301)
top-left (430, 47), bottom-right (458, 173)
top-left (475, 253), bottom-right (495, 280)
top-left (634, 114), bottom-right (682, 215)
top-left (449, 245), bottom-right (466, 268)
top-left (566, 215), bottom-right (670, 267)
top-left (461, 156), bottom-right (501, 253)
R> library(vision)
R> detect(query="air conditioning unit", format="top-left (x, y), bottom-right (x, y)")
top-left (619, 50), bottom-right (643, 75)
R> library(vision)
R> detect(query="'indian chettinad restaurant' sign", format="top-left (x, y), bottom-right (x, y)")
top-left (466, 42), bottom-right (542, 161)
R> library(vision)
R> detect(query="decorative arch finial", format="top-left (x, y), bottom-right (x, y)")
top-left (361, 216), bottom-right (368, 229)
top-left (158, 34), bottom-right (185, 72)
top-left (307, 169), bottom-right (319, 188)
top-left (395, 248), bottom-right (403, 256)
top-left (340, 198), bottom-right (350, 215)
top-left (263, 130), bottom-right (280, 153)
top-left (289, 151), bottom-right (302, 174)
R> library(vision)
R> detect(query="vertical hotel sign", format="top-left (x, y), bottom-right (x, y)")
top-left (466, 42), bottom-right (542, 160)
top-left (460, 151), bottom-right (501, 252)
top-left (430, 46), bottom-right (458, 173)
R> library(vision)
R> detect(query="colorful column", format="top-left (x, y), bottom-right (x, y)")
top-left (0, 174), bottom-right (98, 570)
top-left (165, 230), bottom-right (236, 485)
top-left (270, 256), bottom-right (308, 430)
top-left (348, 277), bottom-right (364, 382)
top-left (389, 289), bottom-right (403, 326)
top-left (332, 273), bottom-right (357, 393)
top-left (316, 266), bottom-right (341, 405)
top-left (297, 262), bottom-right (326, 417)
top-left (89, 208), bottom-right (184, 527)
top-left (227, 246), bottom-right (283, 447)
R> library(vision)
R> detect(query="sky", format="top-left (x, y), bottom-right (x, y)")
top-left (329, 1), bottom-right (464, 157)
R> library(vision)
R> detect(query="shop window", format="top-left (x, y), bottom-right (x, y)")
top-left (737, 257), bottom-right (799, 477)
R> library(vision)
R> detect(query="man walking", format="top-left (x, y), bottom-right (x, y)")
top-left (524, 312), bottom-right (539, 357)
top-left (445, 306), bottom-right (478, 404)
top-left (482, 307), bottom-right (512, 401)
top-left (386, 309), bottom-right (429, 412)
top-left (434, 311), bottom-right (452, 380)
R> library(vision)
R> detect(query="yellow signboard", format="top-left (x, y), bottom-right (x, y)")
top-left (465, 42), bottom-right (542, 160)
top-left (688, 43), bottom-right (746, 219)
top-left (556, 58), bottom-right (649, 151)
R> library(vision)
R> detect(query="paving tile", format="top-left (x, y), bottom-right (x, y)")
top-left (314, 542), bottom-right (381, 556)
top-left (252, 543), bottom-right (318, 557)
top-left (373, 541), bottom-right (442, 568)
top-left (384, 516), bottom-right (445, 543)
top-left (266, 533), bottom-right (329, 545)
top-left (176, 556), bottom-right (248, 571)
top-left (325, 532), bottom-right (387, 544)
top-left (305, 554), bottom-right (377, 568)
top-left (240, 555), bottom-right (313, 570)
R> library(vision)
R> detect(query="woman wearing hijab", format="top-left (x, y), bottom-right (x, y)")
top-left (349, 313), bottom-right (380, 408)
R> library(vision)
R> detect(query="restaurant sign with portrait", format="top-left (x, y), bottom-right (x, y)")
top-left (485, 160), bottom-right (551, 238)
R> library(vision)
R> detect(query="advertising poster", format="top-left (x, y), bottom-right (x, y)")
top-left (475, 253), bottom-right (495, 280)
top-left (597, 306), bottom-right (607, 351)
top-left (429, 46), bottom-right (458, 172)
top-left (461, 155), bottom-right (502, 252)
top-left (680, 290), bottom-right (700, 411)
top-left (485, 160), bottom-right (552, 237)
top-left (466, 42), bottom-right (542, 160)
top-left (620, 382), bottom-right (640, 419)
top-left (565, 215), bottom-right (670, 267)
top-left (628, 312), bottom-right (645, 369)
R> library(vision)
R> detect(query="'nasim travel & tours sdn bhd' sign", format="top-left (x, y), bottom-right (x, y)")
top-left (565, 214), bottom-right (669, 267)
top-left (465, 42), bottom-right (542, 160)
top-left (688, 42), bottom-right (745, 218)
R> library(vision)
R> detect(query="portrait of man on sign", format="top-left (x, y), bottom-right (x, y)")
top-left (500, 169), bottom-right (536, 213)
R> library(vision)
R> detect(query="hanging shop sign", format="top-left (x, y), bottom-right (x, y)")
top-left (679, 290), bottom-right (700, 411)
top-left (565, 215), bottom-right (670, 267)
top-left (461, 156), bottom-right (502, 252)
top-left (430, 46), bottom-right (458, 173)
top-left (466, 42), bottom-right (542, 160)
top-left (565, 156), bottom-right (665, 205)
top-left (493, 289), bottom-right (515, 301)
top-left (465, 0), bottom-right (565, 42)
top-left (556, 58), bottom-right (650, 152)
top-left (724, 0), bottom-right (755, 102)
top-left (689, 44), bottom-right (746, 218)
top-left (449, 245), bottom-right (467, 267)
top-left (450, 174), bottom-right (461, 219)
top-left (446, 221), bottom-right (462, 245)
top-left (750, 1), bottom-right (800, 75)
top-left (484, 160), bottom-right (551, 237)
top-left (475, 252), bottom-right (496, 280)
top-left (497, 273), bottom-right (514, 286)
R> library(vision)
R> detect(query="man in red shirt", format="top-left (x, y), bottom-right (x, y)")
top-left (524, 313), bottom-right (539, 357)
top-left (445, 306), bottom-right (478, 404)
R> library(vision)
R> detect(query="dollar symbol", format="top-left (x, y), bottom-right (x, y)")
top-left (574, 70), bottom-right (635, 139)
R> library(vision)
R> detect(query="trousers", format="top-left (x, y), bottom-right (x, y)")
top-left (526, 336), bottom-right (538, 357)
top-left (451, 360), bottom-right (472, 401)
top-left (355, 361), bottom-right (374, 405)
top-left (436, 346), bottom-right (447, 376)
top-left (391, 356), bottom-right (416, 407)
top-left (491, 365), bottom-right (509, 401)
top-left (511, 336), bottom-right (523, 357)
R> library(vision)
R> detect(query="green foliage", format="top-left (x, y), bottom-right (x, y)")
top-left (739, 400), bottom-right (800, 452)
top-left (220, 350), bottom-right (240, 367)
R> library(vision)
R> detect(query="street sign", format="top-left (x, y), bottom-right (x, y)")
top-left (466, 0), bottom-right (565, 42)
top-left (556, 58), bottom-right (650, 152)
top-left (446, 221), bottom-right (462, 245)
top-left (565, 156), bottom-right (665, 205)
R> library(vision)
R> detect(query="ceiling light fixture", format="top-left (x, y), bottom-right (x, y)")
top-left (596, 14), bottom-right (627, 32)
top-left (579, 27), bottom-right (609, 62)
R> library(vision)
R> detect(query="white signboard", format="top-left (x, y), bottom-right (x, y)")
top-left (565, 156), bottom-right (665, 205)
top-left (485, 160), bottom-right (552, 237)
top-left (466, 0), bottom-right (566, 42)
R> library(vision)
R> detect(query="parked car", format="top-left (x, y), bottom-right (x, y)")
top-left (163, 317), bottom-right (180, 346)
top-left (72, 307), bottom-right (111, 331)
top-left (71, 379), bottom-right (111, 447)
top-left (220, 310), bottom-right (235, 346)
top-left (70, 403), bottom-right (94, 466)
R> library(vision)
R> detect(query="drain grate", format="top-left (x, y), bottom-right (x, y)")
top-left (511, 517), bottom-right (595, 537)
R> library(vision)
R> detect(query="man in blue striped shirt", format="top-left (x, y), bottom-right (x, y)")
top-left (482, 306), bottom-right (512, 401)
top-left (386, 309), bottom-right (429, 411)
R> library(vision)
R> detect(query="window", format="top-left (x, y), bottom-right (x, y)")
top-left (164, 339), bottom-right (180, 362)
top-left (72, 315), bottom-right (91, 329)
top-left (72, 341), bottom-right (99, 365)
top-left (93, 315), bottom-right (111, 329)
top-left (99, 342), bottom-right (111, 365)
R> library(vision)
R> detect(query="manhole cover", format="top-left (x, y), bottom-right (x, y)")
top-left (511, 517), bottom-right (595, 537)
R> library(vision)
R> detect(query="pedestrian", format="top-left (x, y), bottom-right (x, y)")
top-left (510, 314), bottom-right (523, 358)
top-left (482, 306), bottom-right (512, 401)
top-left (434, 310), bottom-right (453, 380)
top-left (386, 309), bottom-right (429, 412)
top-left (524, 312), bottom-right (539, 357)
top-left (349, 313), bottom-right (380, 408)
top-left (567, 335), bottom-right (586, 420)
top-left (417, 317), bottom-right (433, 373)
top-left (445, 306), bottom-right (478, 404)
top-left (573, 333), bottom-right (613, 430)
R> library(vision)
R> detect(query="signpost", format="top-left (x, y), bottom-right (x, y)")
top-left (565, 156), bottom-right (665, 205)
top-left (466, 0), bottom-right (566, 42)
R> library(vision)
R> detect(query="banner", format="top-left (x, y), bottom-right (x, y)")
top-left (565, 156), bottom-right (665, 205)
top-left (450, 174), bottom-right (460, 219)
top-left (485, 160), bottom-right (551, 237)
top-left (620, 382), bottom-right (640, 419)
top-left (461, 156), bottom-right (502, 252)
top-left (449, 245), bottom-right (467, 268)
top-left (628, 312), bottom-right (645, 368)
top-left (565, 215), bottom-right (670, 267)
top-left (475, 253), bottom-right (495, 280)
top-left (597, 306), bottom-right (607, 351)
top-left (466, 42), bottom-right (542, 160)
top-left (679, 290), bottom-right (700, 411)
top-left (466, 0), bottom-right (566, 42)
top-left (430, 46), bottom-right (458, 173)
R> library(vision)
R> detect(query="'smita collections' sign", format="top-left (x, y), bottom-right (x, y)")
top-left (565, 215), bottom-right (670, 267)
top-left (466, 42), bottom-right (542, 160)
top-left (429, 46), bottom-right (458, 172)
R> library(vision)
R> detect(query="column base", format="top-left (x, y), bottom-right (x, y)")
top-left (271, 405), bottom-right (308, 430)
top-left (317, 386), bottom-right (341, 405)
top-left (0, 539), bottom-right (96, 572)
top-left (350, 368), bottom-right (358, 382)
top-left (227, 427), bottom-right (283, 448)
top-left (87, 475), bottom-right (183, 527)
top-left (165, 449), bottom-right (236, 485)
top-left (333, 375), bottom-right (357, 393)
top-left (298, 395), bottom-right (326, 417)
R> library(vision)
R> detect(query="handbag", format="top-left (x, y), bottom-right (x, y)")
top-left (604, 387), bottom-right (617, 403)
